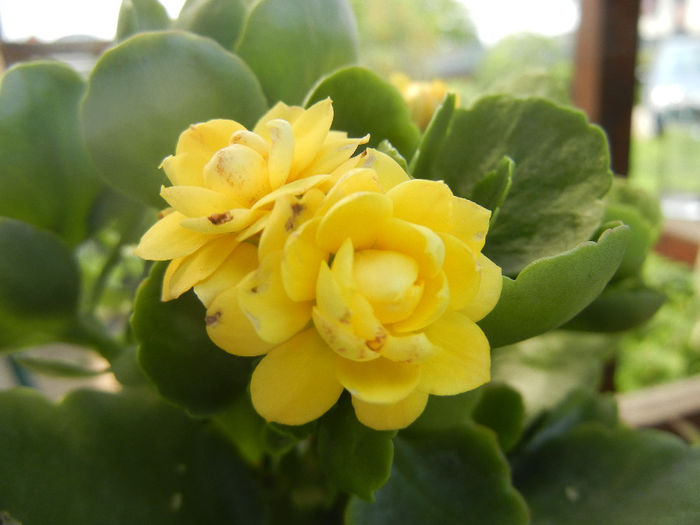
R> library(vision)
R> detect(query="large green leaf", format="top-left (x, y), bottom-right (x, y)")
top-left (236, 0), bottom-right (358, 104)
top-left (174, 0), bottom-right (248, 50)
top-left (0, 388), bottom-right (265, 525)
top-left (0, 219), bottom-right (81, 350)
top-left (345, 427), bottom-right (529, 524)
top-left (515, 424), bottom-right (700, 524)
top-left (132, 262), bottom-right (252, 415)
top-left (471, 382), bottom-right (525, 452)
top-left (82, 31), bottom-right (267, 208)
top-left (408, 92), bottom-right (456, 178)
top-left (0, 62), bottom-right (102, 245)
top-left (305, 66), bottom-right (421, 158)
top-left (479, 223), bottom-right (630, 348)
top-left (434, 96), bottom-right (612, 275)
top-left (116, 0), bottom-right (171, 41)
top-left (317, 395), bottom-right (395, 500)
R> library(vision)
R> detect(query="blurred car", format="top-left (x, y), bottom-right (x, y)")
top-left (644, 34), bottom-right (700, 134)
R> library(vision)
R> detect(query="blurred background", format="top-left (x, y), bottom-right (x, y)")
top-left (0, 0), bottom-right (698, 427)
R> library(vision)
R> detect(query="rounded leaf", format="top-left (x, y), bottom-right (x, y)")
top-left (174, 0), bottom-right (247, 50)
top-left (116, 0), bottom-right (170, 41)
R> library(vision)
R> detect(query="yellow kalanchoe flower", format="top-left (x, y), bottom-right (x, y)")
top-left (134, 98), bottom-right (368, 301)
top-left (391, 72), bottom-right (455, 130)
top-left (135, 99), bottom-right (502, 431)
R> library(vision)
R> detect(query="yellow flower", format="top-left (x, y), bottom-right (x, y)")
top-left (134, 98), bottom-right (368, 301)
top-left (203, 148), bottom-right (502, 431)
top-left (391, 72), bottom-right (455, 130)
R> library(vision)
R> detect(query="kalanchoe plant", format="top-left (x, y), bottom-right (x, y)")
top-left (0, 1), bottom-right (697, 524)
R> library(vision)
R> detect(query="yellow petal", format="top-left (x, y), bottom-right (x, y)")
top-left (316, 192), bottom-right (393, 252)
top-left (161, 152), bottom-right (208, 187)
top-left (461, 254), bottom-right (502, 321)
top-left (335, 356), bottom-right (420, 404)
top-left (179, 208), bottom-right (265, 234)
top-left (237, 251), bottom-right (312, 344)
top-left (160, 185), bottom-right (242, 217)
top-left (359, 148), bottom-right (411, 191)
top-left (205, 285), bottom-right (275, 356)
top-left (351, 389), bottom-right (429, 430)
top-left (392, 270), bottom-right (450, 333)
top-left (235, 214), bottom-right (269, 242)
top-left (387, 179), bottom-right (453, 232)
top-left (175, 119), bottom-right (246, 157)
top-left (316, 168), bottom-right (383, 217)
top-left (203, 144), bottom-right (270, 206)
top-left (133, 211), bottom-right (211, 260)
top-left (230, 129), bottom-right (269, 158)
top-left (369, 283), bottom-right (423, 324)
top-left (162, 257), bottom-right (185, 301)
top-left (321, 151), bottom-right (364, 191)
top-left (251, 174), bottom-right (329, 210)
top-left (353, 249), bottom-right (418, 304)
top-left (419, 311), bottom-right (490, 395)
top-left (281, 218), bottom-right (329, 302)
top-left (375, 218), bottom-right (445, 279)
top-left (253, 101), bottom-right (304, 140)
top-left (296, 134), bottom-right (370, 181)
top-left (251, 328), bottom-right (343, 425)
top-left (267, 118), bottom-right (295, 189)
top-left (439, 233), bottom-right (480, 310)
top-left (312, 307), bottom-right (381, 362)
top-left (165, 235), bottom-right (238, 300)
top-left (194, 242), bottom-right (258, 307)
top-left (450, 197), bottom-right (491, 253)
top-left (258, 189), bottom-right (324, 260)
top-left (291, 98), bottom-right (333, 173)
top-left (381, 331), bottom-right (438, 363)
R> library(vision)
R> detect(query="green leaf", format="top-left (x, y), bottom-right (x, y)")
top-left (471, 382), bottom-right (525, 452)
top-left (132, 262), bottom-right (252, 415)
top-left (434, 96), bottom-right (612, 275)
top-left (479, 223), bottom-right (630, 348)
top-left (213, 394), bottom-right (267, 465)
top-left (563, 277), bottom-right (665, 332)
top-left (406, 389), bottom-right (481, 434)
top-left (116, 0), bottom-right (171, 41)
top-left (236, 0), bottom-right (358, 105)
top-left (305, 66), bottom-right (420, 158)
top-left (174, 0), bottom-right (247, 50)
top-left (317, 395), bottom-right (395, 500)
top-left (514, 424), bottom-right (700, 524)
top-left (345, 427), bottom-right (529, 525)
top-left (491, 331), bottom-right (613, 423)
top-left (0, 219), bottom-right (81, 350)
top-left (0, 388), bottom-right (265, 525)
top-left (0, 62), bottom-right (102, 245)
top-left (470, 156), bottom-right (513, 224)
top-left (82, 31), bottom-right (267, 208)
top-left (262, 420), bottom-right (318, 456)
top-left (408, 92), bottom-right (456, 179)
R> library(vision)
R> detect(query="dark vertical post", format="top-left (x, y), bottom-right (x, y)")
top-left (573, 0), bottom-right (641, 176)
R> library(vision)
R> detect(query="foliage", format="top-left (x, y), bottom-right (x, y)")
top-left (0, 1), bottom-right (696, 523)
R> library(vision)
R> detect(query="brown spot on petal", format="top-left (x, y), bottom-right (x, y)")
top-left (339, 311), bottom-right (352, 324)
top-left (208, 211), bottom-right (233, 225)
top-left (250, 286), bottom-right (258, 293)
top-left (285, 202), bottom-right (306, 232)
top-left (206, 311), bottom-right (222, 326)
top-left (365, 331), bottom-right (387, 352)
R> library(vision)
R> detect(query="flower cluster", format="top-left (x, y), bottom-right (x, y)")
top-left (135, 99), bottom-right (501, 430)
top-left (391, 73), bottom-right (454, 129)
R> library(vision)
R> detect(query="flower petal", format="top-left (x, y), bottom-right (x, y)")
top-left (316, 168), bottom-right (383, 217)
top-left (250, 328), bottom-right (343, 425)
top-left (237, 251), bottom-right (312, 344)
top-left (388, 179), bottom-right (453, 232)
top-left (316, 192), bottom-right (393, 252)
top-left (251, 174), bottom-right (330, 210)
top-left (351, 389), bottom-right (429, 430)
top-left (162, 257), bottom-right (185, 301)
top-left (439, 232), bottom-right (480, 310)
top-left (359, 148), bottom-right (411, 191)
top-left (291, 98), bottom-right (333, 173)
top-left (194, 242), bottom-right (258, 307)
top-left (392, 270), bottom-right (450, 333)
top-left (161, 152), bottom-right (208, 187)
top-left (179, 208), bottom-right (265, 234)
top-left (165, 235), bottom-right (239, 300)
top-left (230, 129), bottom-right (269, 158)
top-left (461, 254), bottom-right (502, 321)
top-left (205, 285), bottom-right (275, 356)
top-left (335, 356), bottom-right (420, 404)
top-left (419, 311), bottom-right (490, 395)
top-left (253, 101), bottom-right (304, 140)
top-left (267, 118), bottom-right (295, 188)
top-left (381, 331), bottom-right (438, 363)
top-left (133, 211), bottom-right (211, 260)
top-left (296, 134), bottom-right (369, 180)
top-left (160, 185), bottom-right (242, 217)
top-left (353, 249), bottom-right (418, 304)
top-left (281, 218), bottom-right (328, 302)
top-left (203, 144), bottom-right (270, 206)
top-left (450, 197), bottom-right (491, 253)
top-left (312, 307), bottom-right (381, 362)
top-left (175, 119), bottom-right (246, 157)
top-left (375, 218), bottom-right (445, 279)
